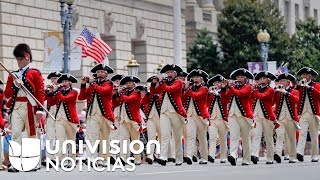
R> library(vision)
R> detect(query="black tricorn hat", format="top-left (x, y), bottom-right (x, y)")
top-left (230, 68), bottom-right (254, 79)
top-left (120, 75), bottom-right (141, 85)
top-left (297, 67), bottom-right (318, 76)
top-left (177, 71), bottom-right (188, 77)
top-left (276, 73), bottom-right (296, 82)
top-left (47, 71), bottom-right (62, 79)
top-left (187, 69), bottom-right (209, 79)
top-left (160, 64), bottom-right (183, 74)
top-left (135, 85), bottom-right (148, 92)
top-left (57, 73), bottom-right (78, 83)
top-left (254, 71), bottom-right (277, 81)
top-left (91, 64), bottom-right (114, 73)
top-left (147, 76), bottom-right (159, 82)
top-left (207, 74), bottom-right (226, 85)
top-left (111, 74), bottom-right (124, 81)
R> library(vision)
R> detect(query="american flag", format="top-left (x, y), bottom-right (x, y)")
top-left (276, 62), bottom-right (289, 75)
top-left (74, 27), bottom-right (112, 63)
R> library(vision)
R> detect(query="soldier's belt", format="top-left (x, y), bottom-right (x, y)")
top-left (16, 97), bottom-right (28, 102)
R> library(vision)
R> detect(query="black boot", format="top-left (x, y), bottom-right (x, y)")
top-left (251, 155), bottom-right (259, 164)
top-left (146, 158), bottom-right (153, 165)
top-left (274, 154), bottom-right (281, 163)
top-left (228, 155), bottom-right (236, 166)
top-left (297, 153), bottom-right (304, 162)
top-left (208, 155), bottom-right (215, 163)
top-left (7, 167), bottom-right (19, 173)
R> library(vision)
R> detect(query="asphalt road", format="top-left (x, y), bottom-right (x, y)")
top-left (1, 156), bottom-right (319, 180)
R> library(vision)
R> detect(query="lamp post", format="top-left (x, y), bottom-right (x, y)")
top-left (127, 55), bottom-right (140, 76)
top-left (257, 29), bottom-right (270, 71)
top-left (60, 0), bottom-right (75, 73)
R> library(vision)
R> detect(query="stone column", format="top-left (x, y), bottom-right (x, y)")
top-left (173, 0), bottom-right (181, 66)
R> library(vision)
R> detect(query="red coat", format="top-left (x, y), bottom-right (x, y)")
top-left (252, 86), bottom-right (276, 121)
top-left (0, 91), bottom-right (4, 129)
top-left (112, 93), bottom-right (121, 109)
top-left (274, 87), bottom-right (299, 122)
top-left (78, 80), bottom-right (114, 122)
top-left (48, 88), bottom-right (79, 124)
top-left (141, 94), bottom-right (149, 116)
top-left (4, 68), bottom-right (45, 136)
top-left (143, 84), bottom-right (162, 118)
top-left (159, 78), bottom-right (187, 118)
top-left (186, 84), bottom-right (210, 119)
top-left (222, 83), bottom-right (254, 119)
top-left (207, 92), bottom-right (229, 121)
top-left (120, 89), bottom-right (142, 123)
top-left (297, 81), bottom-right (320, 115)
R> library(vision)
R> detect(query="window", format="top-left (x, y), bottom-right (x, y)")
top-left (304, 6), bottom-right (310, 20)
top-left (295, 4), bottom-right (299, 20)
top-left (284, 1), bottom-right (290, 31)
top-left (274, 0), bottom-right (279, 8)
top-left (314, 9), bottom-right (318, 23)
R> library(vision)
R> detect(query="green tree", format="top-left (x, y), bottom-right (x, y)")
top-left (289, 18), bottom-right (320, 79)
top-left (218, 0), bottom-right (291, 75)
top-left (187, 28), bottom-right (223, 76)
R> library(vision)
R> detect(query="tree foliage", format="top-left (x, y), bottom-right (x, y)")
top-left (289, 18), bottom-right (320, 79)
top-left (218, 0), bottom-right (291, 75)
top-left (187, 28), bottom-right (223, 76)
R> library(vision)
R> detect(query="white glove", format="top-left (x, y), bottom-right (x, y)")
top-left (13, 78), bottom-right (23, 88)
top-left (279, 89), bottom-right (287, 94)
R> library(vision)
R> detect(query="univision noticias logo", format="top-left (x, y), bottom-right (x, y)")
top-left (8, 138), bottom-right (160, 172)
top-left (9, 138), bottom-right (41, 171)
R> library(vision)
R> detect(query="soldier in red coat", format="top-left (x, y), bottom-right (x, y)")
top-left (44, 72), bottom-right (61, 166)
top-left (0, 79), bottom-right (5, 171)
top-left (4, 44), bottom-right (45, 172)
top-left (118, 76), bottom-right (143, 165)
top-left (207, 74), bottom-right (229, 163)
top-left (110, 74), bottom-right (124, 162)
top-left (273, 73), bottom-right (299, 163)
top-left (221, 68), bottom-right (254, 166)
top-left (183, 69), bottom-right (210, 165)
top-left (144, 76), bottom-right (163, 164)
top-left (78, 64), bottom-right (115, 166)
top-left (251, 71), bottom-right (277, 165)
top-left (156, 64), bottom-right (187, 166)
top-left (47, 74), bottom-right (79, 168)
top-left (296, 67), bottom-right (320, 162)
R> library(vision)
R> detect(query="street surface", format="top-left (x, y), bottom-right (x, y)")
top-left (1, 156), bottom-right (319, 180)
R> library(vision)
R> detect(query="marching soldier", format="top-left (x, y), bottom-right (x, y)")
top-left (4, 44), bottom-right (45, 172)
top-left (157, 64), bottom-right (187, 166)
top-left (110, 74), bottom-right (124, 163)
top-left (145, 76), bottom-right (162, 164)
top-left (251, 71), bottom-right (277, 164)
top-left (0, 79), bottom-right (5, 171)
top-left (44, 72), bottom-right (61, 166)
top-left (296, 67), bottom-right (320, 162)
top-left (274, 73), bottom-right (299, 163)
top-left (118, 76), bottom-right (143, 165)
top-left (78, 64), bottom-right (115, 166)
top-left (207, 74), bottom-right (229, 163)
top-left (221, 68), bottom-right (254, 166)
top-left (184, 69), bottom-right (210, 165)
top-left (47, 74), bottom-right (79, 168)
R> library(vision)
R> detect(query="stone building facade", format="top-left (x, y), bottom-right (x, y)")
top-left (0, 0), bottom-right (187, 84)
top-left (0, 0), bottom-right (319, 84)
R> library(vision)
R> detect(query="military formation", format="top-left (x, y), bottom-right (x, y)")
top-left (0, 43), bottom-right (320, 173)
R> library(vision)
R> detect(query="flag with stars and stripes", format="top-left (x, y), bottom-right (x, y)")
top-left (74, 27), bottom-right (112, 63)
